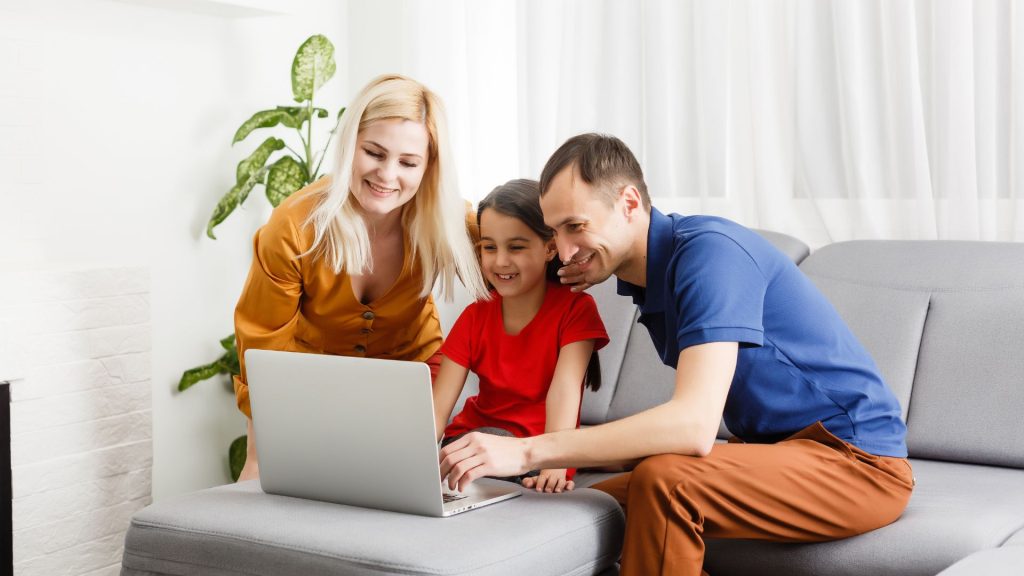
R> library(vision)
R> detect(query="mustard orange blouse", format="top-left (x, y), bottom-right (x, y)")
top-left (233, 177), bottom-right (476, 418)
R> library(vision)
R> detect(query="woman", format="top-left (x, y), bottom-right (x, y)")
top-left (233, 74), bottom-right (489, 481)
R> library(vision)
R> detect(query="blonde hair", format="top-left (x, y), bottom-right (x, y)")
top-left (304, 74), bottom-right (487, 301)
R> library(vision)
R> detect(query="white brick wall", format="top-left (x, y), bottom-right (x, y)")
top-left (1, 267), bottom-right (152, 576)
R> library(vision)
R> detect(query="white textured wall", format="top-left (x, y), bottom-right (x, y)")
top-left (1, 267), bottom-right (151, 576)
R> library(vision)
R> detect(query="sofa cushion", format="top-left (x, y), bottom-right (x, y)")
top-left (605, 315), bottom-right (678, 423)
top-left (800, 240), bottom-right (1024, 467)
top-left (937, 546), bottom-right (1024, 576)
top-left (1004, 529), bottom-right (1024, 546)
top-left (906, 291), bottom-right (1024, 467)
top-left (702, 458), bottom-right (1024, 576)
top-left (122, 480), bottom-right (624, 576)
top-left (582, 279), bottom-right (640, 425)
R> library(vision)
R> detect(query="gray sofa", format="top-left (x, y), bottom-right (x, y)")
top-left (122, 234), bottom-right (1024, 575)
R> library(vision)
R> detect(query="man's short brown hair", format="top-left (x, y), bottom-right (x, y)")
top-left (538, 133), bottom-right (651, 211)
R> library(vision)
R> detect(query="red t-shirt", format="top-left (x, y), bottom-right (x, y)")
top-left (442, 283), bottom-right (609, 479)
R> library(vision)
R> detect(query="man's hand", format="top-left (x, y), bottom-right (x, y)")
top-left (556, 262), bottom-right (593, 293)
top-left (439, 432), bottom-right (530, 491)
top-left (522, 469), bottom-right (574, 493)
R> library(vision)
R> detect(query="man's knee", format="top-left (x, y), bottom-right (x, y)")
top-left (629, 454), bottom-right (691, 498)
top-left (627, 454), bottom-right (707, 529)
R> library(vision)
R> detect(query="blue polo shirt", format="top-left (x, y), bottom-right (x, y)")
top-left (617, 208), bottom-right (907, 457)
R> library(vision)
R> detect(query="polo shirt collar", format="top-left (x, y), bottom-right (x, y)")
top-left (616, 206), bottom-right (673, 314)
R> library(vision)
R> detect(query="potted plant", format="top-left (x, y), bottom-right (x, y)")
top-left (179, 34), bottom-right (344, 480)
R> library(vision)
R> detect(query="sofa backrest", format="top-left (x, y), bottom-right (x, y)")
top-left (799, 241), bottom-right (1024, 468)
top-left (589, 237), bottom-right (1024, 470)
top-left (583, 230), bottom-right (810, 437)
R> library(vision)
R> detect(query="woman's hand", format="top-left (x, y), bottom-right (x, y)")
top-left (522, 469), bottom-right (575, 493)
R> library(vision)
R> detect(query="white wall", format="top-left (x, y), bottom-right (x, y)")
top-left (2, 266), bottom-right (151, 576)
top-left (0, 0), bottom-right (348, 512)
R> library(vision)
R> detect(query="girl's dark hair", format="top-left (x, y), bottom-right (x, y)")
top-left (477, 179), bottom-right (603, 392)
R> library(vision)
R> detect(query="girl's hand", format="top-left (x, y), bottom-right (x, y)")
top-left (522, 469), bottom-right (575, 493)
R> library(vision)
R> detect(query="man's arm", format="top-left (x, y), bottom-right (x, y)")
top-left (440, 341), bottom-right (738, 490)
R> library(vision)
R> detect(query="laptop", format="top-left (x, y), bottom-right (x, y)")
top-left (245, 349), bottom-right (521, 517)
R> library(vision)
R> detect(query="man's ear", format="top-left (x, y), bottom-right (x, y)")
top-left (620, 185), bottom-right (643, 220)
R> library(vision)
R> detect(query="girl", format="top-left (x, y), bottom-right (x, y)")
top-left (432, 179), bottom-right (609, 493)
top-left (233, 74), bottom-right (489, 482)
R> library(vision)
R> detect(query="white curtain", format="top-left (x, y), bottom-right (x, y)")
top-left (353, 0), bottom-right (1024, 247)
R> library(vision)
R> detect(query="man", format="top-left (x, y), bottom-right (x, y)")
top-left (440, 133), bottom-right (913, 576)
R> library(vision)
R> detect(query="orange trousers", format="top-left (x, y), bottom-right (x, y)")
top-left (592, 422), bottom-right (914, 576)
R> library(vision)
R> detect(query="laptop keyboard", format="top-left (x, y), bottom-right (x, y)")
top-left (443, 492), bottom-right (467, 503)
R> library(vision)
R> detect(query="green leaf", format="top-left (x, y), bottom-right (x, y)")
top-left (206, 167), bottom-right (266, 240)
top-left (236, 137), bottom-right (284, 185)
top-left (218, 333), bottom-right (241, 376)
top-left (205, 184), bottom-right (243, 240)
top-left (274, 106), bottom-right (329, 125)
top-left (236, 166), bottom-right (268, 207)
top-left (265, 156), bottom-right (306, 207)
top-left (229, 435), bottom-right (247, 482)
top-left (178, 358), bottom-right (228, 392)
top-left (204, 137), bottom-right (282, 238)
top-left (232, 107), bottom-right (326, 144)
top-left (291, 35), bottom-right (336, 102)
top-left (232, 109), bottom-right (302, 144)
top-left (235, 107), bottom-right (329, 144)
top-left (222, 345), bottom-right (240, 376)
top-left (177, 340), bottom-right (241, 391)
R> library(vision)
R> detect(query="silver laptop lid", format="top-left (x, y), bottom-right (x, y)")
top-left (245, 349), bottom-right (445, 516)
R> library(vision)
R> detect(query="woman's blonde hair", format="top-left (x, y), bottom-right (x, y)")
top-left (304, 74), bottom-right (487, 301)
